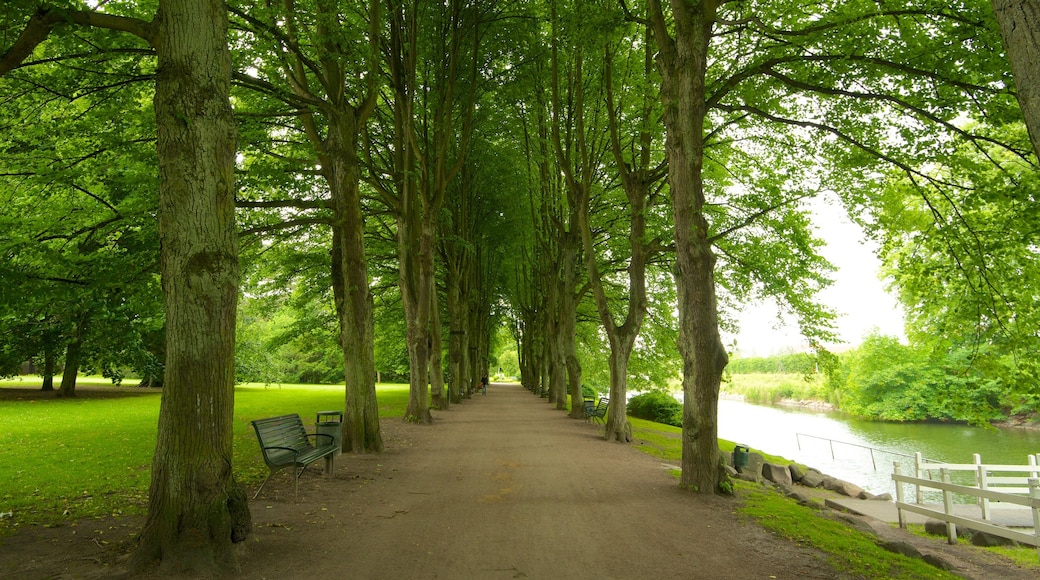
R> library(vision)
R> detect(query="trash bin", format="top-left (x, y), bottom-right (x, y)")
top-left (733, 444), bottom-right (750, 469)
top-left (316, 411), bottom-right (343, 456)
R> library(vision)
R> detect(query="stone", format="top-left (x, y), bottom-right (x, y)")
top-left (882, 540), bottom-right (921, 559)
top-left (762, 462), bottom-right (793, 486)
top-left (924, 519), bottom-right (971, 539)
top-left (970, 531), bottom-right (1019, 547)
top-left (739, 452), bottom-right (765, 478)
top-left (870, 492), bottom-right (892, 501)
top-left (788, 463), bottom-right (806, 482)
top-left (800, 468), bottom-right (825, 488)
top-left (823, 477), bottom-right (864, 498)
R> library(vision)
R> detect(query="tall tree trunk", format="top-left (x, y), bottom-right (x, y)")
top-left (56, 333), bottom-right (82, 398)
top-left (993, 0), bottom-right (1040, 154)
top-left (328, 112), bottom-right (383, 453)
top-left (134, 1), bottom-right (250, 572)
top-left (649, 0), bottom-right (729, 494)
top-left (41, 343), bottom-right (55, 392)
top-left (429, 289), bottom-right (448, 410)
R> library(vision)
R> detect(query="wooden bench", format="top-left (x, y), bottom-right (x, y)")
top-left (584, 397), bottom-right (609, 424)
top-left (251, 413), bottom-right (337, 500)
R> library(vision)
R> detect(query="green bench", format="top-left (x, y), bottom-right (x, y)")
top-left (584, 396), bottom-right (609, 424)
top-left (251, 413), bottom-right (337, 500)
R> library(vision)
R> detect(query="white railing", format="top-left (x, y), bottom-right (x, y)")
top-left (892, 454), bottom-right (1040, 561)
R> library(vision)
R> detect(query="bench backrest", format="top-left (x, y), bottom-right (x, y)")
top-left (251, 414), bottom-right (312, 465)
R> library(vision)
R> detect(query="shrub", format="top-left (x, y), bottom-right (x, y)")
top-left (627, 391), bottom-right (682, 427)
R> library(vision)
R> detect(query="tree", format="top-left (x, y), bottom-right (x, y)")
top-left (638, 0), bottom-right (1014, 493)
top-left (229, 0), bottom-right (385, 452)
top-left (993, 0), bottom-right (1040, 154)
top-left (2, 1), bottom-right (250, 571)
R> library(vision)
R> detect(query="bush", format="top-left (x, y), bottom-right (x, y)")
top-left (627, 391), bottom-right (682, 427)
top-left (581, 384), bottom-right (599, 399)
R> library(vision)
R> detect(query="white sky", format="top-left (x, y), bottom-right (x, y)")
top-left (724, 195), bottom-right (906, 357)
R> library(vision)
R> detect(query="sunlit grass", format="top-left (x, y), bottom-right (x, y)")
top-left (0, 379), bottom-right (410, 535)
top-left (739, 481), bottom-right (960, 579)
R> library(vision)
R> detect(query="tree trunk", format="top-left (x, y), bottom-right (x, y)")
top-left (993, 0), bottom-right (1040, 155)
top-left (429, 289), bottom-right (448, 410)
top-left (56, 335), bottom-right (82, 398)
top-left (133, 1), bottom-right (250, 572)
top-left (327, 112), bottom-right (383, 453)
top-left (41, 344), bottom-right (55, 392)
top-left (649, 0), bottom-right (729, 494)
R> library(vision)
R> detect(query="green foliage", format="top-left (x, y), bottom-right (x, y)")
top-left (727, 353), bottom-right (817, 375)
top-left (627, 391), bottom-right (682, 427)
top-left (839, 333), bottom-right (1009, 423)
top-left (724, 373), bottom-right (834, 406)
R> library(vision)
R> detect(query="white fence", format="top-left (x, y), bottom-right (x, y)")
top-left (892, 453), bottom-right (1040, 560)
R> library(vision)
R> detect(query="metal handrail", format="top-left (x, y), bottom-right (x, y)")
top-left (795, 432), bottom-right (936, 471)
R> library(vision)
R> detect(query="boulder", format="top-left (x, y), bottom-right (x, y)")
top-left (739, 452), bottom-right (765, 478)
top-left (788, 463), bottom-right (806, 482)
top-left (800, 468), bottom-right (826, 488)
top-left (870, 492), bottom-right (892, 501)
top-left (924, 519), bottom-right (971, 539)
top-left (881, 540), bottom-right (921, 559)
top-left (762, 462), bottom-right (793, 486)
top-left (970, 531), bottom-right (1019, 547)
top-left (823, 477), bottom-right (864, 498)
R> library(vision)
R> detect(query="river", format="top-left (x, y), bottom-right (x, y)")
top-left (716, 398), bottom-right (1040, 497)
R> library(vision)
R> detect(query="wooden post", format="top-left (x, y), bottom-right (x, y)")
top-left (976, 454), bottom-right (990, 520)
top-left (1029, 478), bottom-right (1040, 563)
top-left (894, 462), bottom-right (906, 529)
top-left (914, 452), bottom-right (923, 504)
top-left (942, 468), bottom-right (957, 545)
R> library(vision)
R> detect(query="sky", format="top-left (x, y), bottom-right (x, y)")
top-left (724, 196), bottom-right (906, 357)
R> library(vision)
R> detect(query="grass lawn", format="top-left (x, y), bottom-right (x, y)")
top-left (0, 379), bottom-right (410, 535)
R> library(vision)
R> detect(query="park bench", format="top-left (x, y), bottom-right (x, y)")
top-left (584, 396), bottom-right (609, 424)
top-left (251, 413), bottom-right (337, 500)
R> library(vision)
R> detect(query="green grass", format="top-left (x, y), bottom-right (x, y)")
top-left (626, 415), bottom-right (1000, 579)
top-left (0, 379), bottom-right (411, 535)
top-left (739, 482), bottom-right (959, 579)
top-left (906, 524), bottom-right (1040, 571)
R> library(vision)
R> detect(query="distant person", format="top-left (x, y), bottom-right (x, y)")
top-left (481, 374), bottom-right (489, 395)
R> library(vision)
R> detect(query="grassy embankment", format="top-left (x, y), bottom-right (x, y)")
top-left (629, 417), bottom-right (1040, 576)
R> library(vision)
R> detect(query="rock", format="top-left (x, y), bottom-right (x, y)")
top-left (823, 477), bottom-right (864, 498)
top-left (762, 462), bottom-right (793, 486)
top-left (739, 452), bottom-right (765, 478)
top-left (922, 554), bottom-right (954, 571)
top-left (736, 472), bottom-right (760, 483)
top-left (800, 468), bottom-right (826, 488)
top-left (870, 492), bottom-right (892, 501)
top-left (970, 531), bottom-right (1019, 547)
top-left (788, 463), bottom-right (806, 482)
top-left (924, 519), bottom-right (971, 539)
top-left (723, 464), bottom-right (737, 477)
top-left (882, 540), bottom-right (921, 559)
top-left (785, 489), bottom-right (818, 506)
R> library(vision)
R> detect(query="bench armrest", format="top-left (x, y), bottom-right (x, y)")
top-left (307, 433), bottom-right (335, 446)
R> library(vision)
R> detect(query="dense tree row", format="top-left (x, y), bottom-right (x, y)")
top-left (2, 0), bottom-right (1038, 573)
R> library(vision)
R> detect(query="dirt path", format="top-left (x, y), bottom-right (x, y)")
top-left (3, 382), bottom-right (1034, 578)
top-left (235, 383), bottom-right (839, 579)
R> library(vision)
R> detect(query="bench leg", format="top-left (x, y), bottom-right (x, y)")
top-left (253, 471), bottom-right (276, 499)
top-left (324, 454), bottom-right (335, 478)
